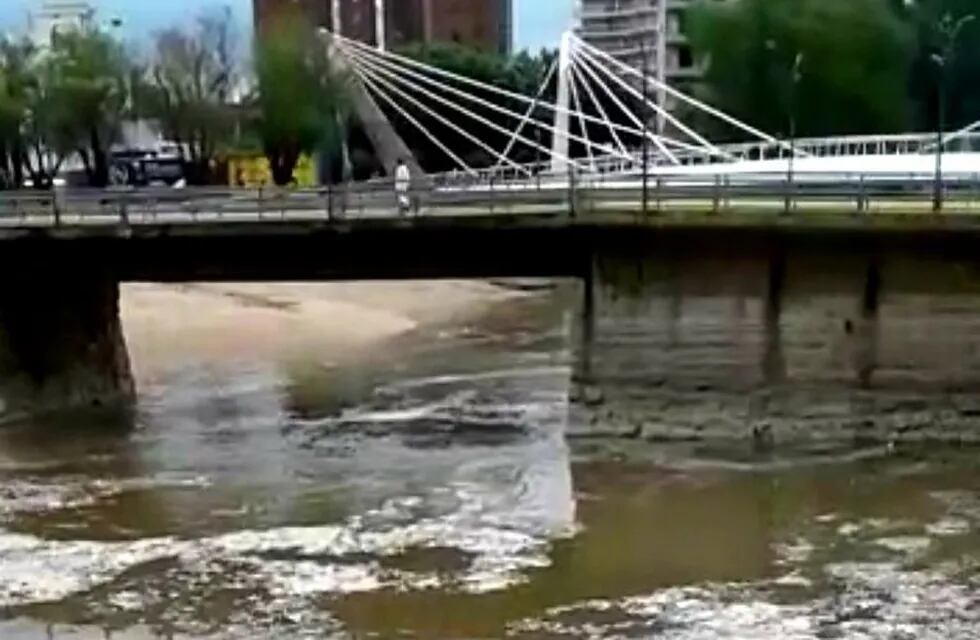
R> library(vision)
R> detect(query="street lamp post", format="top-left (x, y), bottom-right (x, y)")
top-left (640, 37), bottom-right (650, 217)
top-left (786, 52), bottom-right (803, 214)
top-left (931, 13), bottom-right (974, 213)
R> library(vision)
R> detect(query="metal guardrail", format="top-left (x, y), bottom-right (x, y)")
top-left (428, 132), bottom-right (980, 186)
top-left (1, 170), bottom-right (979, 229)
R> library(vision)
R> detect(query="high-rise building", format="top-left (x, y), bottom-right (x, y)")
top-left (421, 0), bottom-right (512, 54)
top-left (575, 0), bottom-right (698, 96)
top-left (253, 0), bottom-right (512, 53)
top-left (28, 0), bottom-right (95, 48)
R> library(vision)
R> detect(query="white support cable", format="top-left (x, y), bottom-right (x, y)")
top-left (340, 44), bottom-right (581, 174)
top-left (568, 59), bottom-right (629, 157)
top-left (334, 33), bottom-right (650, 152)
top-left (572, 34), bottom-right (790, 151)
top-left (347, 59), bottom-right (477, 176)
top-left (344, 51), bottom-right (531, 177)
top-left (341, 37), bottom-right (630, 162)
top-left (572, 42), bottom-right (728, 159)
top-left (568, 47), bottom-right (679, 164)
top-left (568, 64), bottom-right (596, 170)
top-left (934, 119), bottom-right (980, 150)
top-left (495, 58), bottom-right (558, 168)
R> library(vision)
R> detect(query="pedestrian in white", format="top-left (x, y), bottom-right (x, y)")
top-left (394, 158), bottom-right (411, 215)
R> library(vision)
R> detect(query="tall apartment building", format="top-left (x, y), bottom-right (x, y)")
top-left (576, 0), bottom-right (699, 95)
top-left (28, 0), bottom-right (95, 48)
top-left (253, 0), bottom-right (512, 54)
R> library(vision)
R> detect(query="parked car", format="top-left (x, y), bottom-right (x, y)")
top-left (110, 149), bottom-right (185, 187)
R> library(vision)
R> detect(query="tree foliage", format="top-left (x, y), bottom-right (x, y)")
top-left (46, 28), bottom-right (131, 187)
top-left (146, 7), bottom-right (237, 185)
top-left (0, 38), bottom-right (83, 189)
top-left (905, 0), bottom-right (980, 131)
top-left (0, 40), bottom-right (32, 189)
top-left (254, 18), bottom-right (350, 186)
top-left (689, 0), bottom-right (914, 139)
top-left (381, 44), bottom-right (557, 172)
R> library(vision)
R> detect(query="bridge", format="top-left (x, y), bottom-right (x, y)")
top-left (2, 30), bottom-right (980, 447)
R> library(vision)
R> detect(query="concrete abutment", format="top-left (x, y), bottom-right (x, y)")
top-left (0, 267), bottom-right (133, 416)
top-left (571, 230), bottom-right (980, 446)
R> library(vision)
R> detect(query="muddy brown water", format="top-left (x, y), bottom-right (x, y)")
top-left (0, 285), bottom-right (978, 639)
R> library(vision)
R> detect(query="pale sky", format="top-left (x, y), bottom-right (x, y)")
top-left (0, 0), bottom-right (573, 52)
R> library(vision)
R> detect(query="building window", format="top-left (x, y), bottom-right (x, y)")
top-left (678, 46), bottom-right (693, 68)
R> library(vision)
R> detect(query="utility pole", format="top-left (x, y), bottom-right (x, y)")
top-left (932, 13), bottom-right (974, 213)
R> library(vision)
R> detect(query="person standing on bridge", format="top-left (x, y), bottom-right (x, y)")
top-left (395, 158), bottom-right (412, 215)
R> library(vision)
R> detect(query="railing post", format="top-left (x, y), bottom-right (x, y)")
top-left (52, 193), bottom-right (60, 227)
top-left (326, 183), bottom-right (333, 221)
top-left (257, 186), bottom-right (264, 220)
top-left (974, 172), bottom-right (980, 212)
top-left (568, 164), bottom-right (577, 219)
top-left (782, 173), bottom-right (791, 216)
top-left (489, 175), bottom-right (495, 216)
top-left (724, 175), bottom-right (731, 213)
top-left (120, 193), bottom-right (129, 226)
top-left (655, 176), bottom-right (662, 215)
top-left (857, 174), bottom-right (866, 214)
top-left (712, 174), bottom-right (721, 215)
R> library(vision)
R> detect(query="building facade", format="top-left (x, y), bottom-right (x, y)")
top-left (253, 0), bottom-right (512, 53)
top-left (575, 0), bottom-right (698, 95)
top-left (28, 0), bottom-right (95, 48)
top-left (421, 0), bottom-right (511, 54)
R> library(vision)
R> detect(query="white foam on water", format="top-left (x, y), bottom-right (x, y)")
top-left (925, 517), bottom-right (972, 537)
top-left (0, 534), bottom-right (181, 607)
top-left (0, 474), bottom-right (213, 519)
top-left (0, 483), bottom-right (565, 608)
top-left (874, 536), bottom-right (932, 555)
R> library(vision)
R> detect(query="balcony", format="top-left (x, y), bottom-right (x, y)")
top-left (579, 2), bottom-right (657, 21)
top-left (579, 22), bottom-right (658, 40)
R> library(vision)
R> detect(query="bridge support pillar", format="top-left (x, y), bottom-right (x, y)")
top-left (570, 232), bottom-right (980, 448)
top-left (0, 267), bottom-right (133, 416)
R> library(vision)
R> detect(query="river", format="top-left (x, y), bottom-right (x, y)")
top-left (0, 282), bottom-right (978, 639)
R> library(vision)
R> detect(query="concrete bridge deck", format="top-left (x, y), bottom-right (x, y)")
top-left (2, 183), bottom-right (980, 447)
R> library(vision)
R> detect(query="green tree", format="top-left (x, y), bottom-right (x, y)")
top-left (385, 43), bottom-right (557, 171)
top-left (0, 40), bottom-right (32, 189)
top-left (5, 41), bottom-right (80, 190)
top-left (46, 27), bottom-right (131, 187)
top-left (904, 0), bottom-right (980, 132)
top-left (253, 18), bottom-right (350, 187)
top-left (147, 7), bottom-right (238, 185)
top-left (688, 0), bottom-right (914, 139)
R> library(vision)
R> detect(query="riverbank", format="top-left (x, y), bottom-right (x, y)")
top-left (121, 281), bottom-right (528, 381)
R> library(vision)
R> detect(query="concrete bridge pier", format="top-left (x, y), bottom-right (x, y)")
top-left (0, 265), bottom-right (133, 416)
top-left (570, 230), bottom-right (980, 447)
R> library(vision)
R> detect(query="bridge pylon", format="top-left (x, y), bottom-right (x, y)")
top-left (325, 30), bottom-right (423, 178)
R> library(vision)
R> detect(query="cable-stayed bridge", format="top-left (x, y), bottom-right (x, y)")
top-left (2, 28), bottom-right (980, 226)
top-left (332, 29), bottom-right (980, 189)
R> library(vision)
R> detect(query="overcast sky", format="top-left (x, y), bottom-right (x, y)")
top-left (0, 0), bottom-right (573, 52)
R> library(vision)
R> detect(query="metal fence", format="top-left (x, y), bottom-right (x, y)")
top-left (0, 170), bottom-right (979, 229)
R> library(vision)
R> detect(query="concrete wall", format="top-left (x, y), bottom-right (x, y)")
top-left (0, 265), bottom-right (133, 417)
top-left (573, 229), bottom-right (980, 447)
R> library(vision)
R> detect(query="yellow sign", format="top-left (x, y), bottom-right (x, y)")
top-left (227, 154), bottom-right (316, 188)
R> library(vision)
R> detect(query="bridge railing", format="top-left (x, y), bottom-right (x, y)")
top-left (1, 169), bottom-right (980, 227)
top-left (426, 132), bottom-right (980, 186)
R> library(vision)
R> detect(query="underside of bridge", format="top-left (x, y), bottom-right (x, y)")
top-left (2, 216), bottom-right (980, 444)
top-left (0, 219), bottom-right (586, 416)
